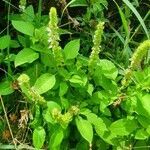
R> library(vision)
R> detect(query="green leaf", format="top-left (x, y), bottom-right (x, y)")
top-left (122, 0), bottom-right (149, 39)
top-left (49, 127), bottom-right (64, 149)
top-left (59, 82), bottom-right (68, 97)
top-left (0, 35), bottom-right (10, 50)
top-left (109, 117), bottom-right (137, 136)
top-left (136, 94), bottom-right (150, 117)
top-left (31, 27), bottom-right (48, 45)
top-left (134, 141), bottom-right (148, 150)
top-left (113, 0), bottom-right (129, 37)
top-left (87, 84), bottom-right (94, 96)
top-left (140, 94), bottom-right (150, 115)
top-left (0, 53), bottom-right (4, 63)
top-left (18, 35), bottom-right (27, 47)
top-left (0, 81), bottom-right (14, 95)
top-left (146, 126), bottom-right (150, 135)
top-left (15, 48), bottom-right (39, 67)
top-left (76, 140), bottom-right (89, 150)
top-left (22, 5), bottom-right (35, 22)
top-left (76, 117), bottom-right (93, 143)
top-left (43, 101), bottom-right (61, 124)
top-left (58, 28), bottom-right (72, 35)
top-left (47, 101), bottom-right (61, 112)
top-left (10, 40), bottom-right (20, 48)
top-left (30, 105), bottom-right (41, 128)
top-left (33, 73), bottom-right (56, 94)
top-left (60, 97), bottom-right (69, 109)
top-left (94, 74), bottom-right (118, 94)
top-left (135, 129), bottom-right (148, 140)
top-left (31, 44), bottom-right (49, 53)
top-left (87, 113), bottom-right (108, 134)
top-left (12, 20), bottom-right (34, 36)
top-left (97, 59), bottom-right (118, 80)
top-left (69, 75), bottom-right (87, 87)
top-left (64, 39), bottom-right (80, 60)
top-left (33, 126), bottom-right (46, 149)
top-left (138, 115), bottom-right (150, 128)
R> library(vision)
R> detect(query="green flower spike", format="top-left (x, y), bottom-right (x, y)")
top-left (19, 0), bottom-right (26, 11)
top-left (89, 22), bottom-right (104, 74)
top-left (52, 106), bottom-right (79, 128)
top-left (47, 7), bottom-right (64, 66)
top-left (130, 40), bottom-right (150, 70)
top-left (122, 40), bottom-right (150, 87)
top-left (17, 74), bottom-right (46, 104)
top-left (18, 74), bottom-right (30, 86)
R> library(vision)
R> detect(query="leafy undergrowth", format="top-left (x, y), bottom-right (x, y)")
top-left (0, 0), bottom-right (150, 149)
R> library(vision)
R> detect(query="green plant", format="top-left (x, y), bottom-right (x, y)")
top-left (0, 0), bottom-right (150, 149)
top-left (122, 40), bottom-right (150, 87)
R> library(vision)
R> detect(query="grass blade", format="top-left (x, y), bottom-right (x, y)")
top-left (122, 0), bottom-right (149, 39)
top-left (113, 0), bottom-right (130, 38)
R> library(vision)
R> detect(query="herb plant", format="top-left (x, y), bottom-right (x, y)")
top-left (0, 0), bottom-right (150, 149)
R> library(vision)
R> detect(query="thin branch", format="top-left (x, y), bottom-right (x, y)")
top-left (0, 96), bottom-right (17, 149)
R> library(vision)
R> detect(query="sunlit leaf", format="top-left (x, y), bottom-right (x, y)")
top-left (33, 127), bottom-right (46, 149)
top-left (15, 48), bottom-right (39, 67)
top-left (33, 73), bottom-right (56, 94)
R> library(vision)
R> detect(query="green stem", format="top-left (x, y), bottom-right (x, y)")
top-left (38, 0), bottom-right (42, 23)
top-left (7, 0), bottom-right (12, 76)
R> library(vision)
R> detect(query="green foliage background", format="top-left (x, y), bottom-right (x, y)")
top-left (0, 0), bottom-right (150, 149)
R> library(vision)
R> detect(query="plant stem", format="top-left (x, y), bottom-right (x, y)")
top-left (0, 96), bottom-right (17, 150)
top-left (6, 0), bottom-right (12, 76)
top-left (38, 0), bottom-right (42, 23)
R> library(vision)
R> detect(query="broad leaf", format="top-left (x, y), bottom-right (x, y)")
top-left (140, 94), bottom-right (150, 116)
top-left (0, 81), bottom-right (14, 95)
top-left (76, 117), bottom-right (93, 143)
top-left (94, 74), bottom-right (118, 94)
top-left (10, 40), bottom-right (20, 48)
top-left (22, 5), bottom-right (35, 22)
top-left (96, 59), bottom-right (118, 80)
top-left (87, 84), bottom-right (94, 96)
top-left (134, 141), bottom-right (148, 149)
top-left (18, 35), bottom-right (27, 47)
top-left (136, 94), bottom-right (150, 118)
top-left (135, 129), bottom-right (148, 140)
top-left (59, 82), bottom-right (68, 97)
top-left (69, 75), bottom-right (87, 87)
top-left (86, 113), bottom-right (108, 134)
top-left (43, 101), bottom-right (61, 124)
top-left (85, 113), bottom-right (110, 142)
top-left (33, 73), bottom-right (56, 94)
top-left (33, 126), bottom-right (46, 149)
top-left (146, 126), bottom-right (150, 135)
top-left (15, 48), bottom-right (39, 67)
top-left (138, 115), bottom-right (150, 128)
top-left (49, 127), bottom-right (64, 149)
top-left (12, 20), bottom-right (34, 36)
top-left (0, 35), bottom-right (10, 50)
top-left (109, 117), bottom-right (137, 136)
top-left (64, 39), bottom-right (80, 60)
